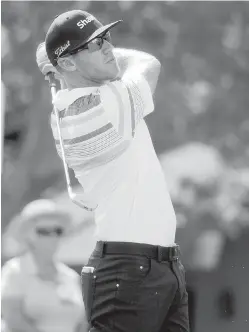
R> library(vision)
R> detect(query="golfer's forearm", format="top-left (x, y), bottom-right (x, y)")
top-left (114, 48), bottom-right (161, 94)
top-left (114, 48), bottom-right (160, 76)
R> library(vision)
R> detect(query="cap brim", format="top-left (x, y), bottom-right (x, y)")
top-left (74, 20), bottom-right (122, 51)
top-left (88, 20), bottom-right (122, 42)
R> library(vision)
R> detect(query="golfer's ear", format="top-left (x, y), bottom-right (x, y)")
top-left (57, 57), bottom-right (76, 72)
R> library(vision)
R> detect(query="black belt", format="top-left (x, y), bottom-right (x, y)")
top-left (95, 241), bottom-right (180, 262)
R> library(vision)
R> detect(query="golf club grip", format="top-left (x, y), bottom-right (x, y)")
top-left (46, 72), bottom-right (57, 88)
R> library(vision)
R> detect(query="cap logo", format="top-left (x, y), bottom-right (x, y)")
top-left (54, 40), bottom-right (70, 57)
top-left (77, 15), bottom-right (94, 29)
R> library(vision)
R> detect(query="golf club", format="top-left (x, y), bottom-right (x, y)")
top-left (46, 72), bottom-right (98, 212)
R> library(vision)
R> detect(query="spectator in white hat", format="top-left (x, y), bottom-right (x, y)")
top-left (1, 199), bottom-right (87, 332)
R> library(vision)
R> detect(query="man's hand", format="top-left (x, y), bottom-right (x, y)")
top-left (36, 42), bottom-right (67, 89)
top-left (36, 42), bottom-right (61, 80)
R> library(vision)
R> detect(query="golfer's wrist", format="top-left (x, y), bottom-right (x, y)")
top-left (114, 48), bottom-right (158, 76)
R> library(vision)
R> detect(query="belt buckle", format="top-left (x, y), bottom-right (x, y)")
top-left (169, 245), bottom-right (179, 261)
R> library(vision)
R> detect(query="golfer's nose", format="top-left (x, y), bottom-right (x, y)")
top-left (102, 39), bottom-right (113, 54)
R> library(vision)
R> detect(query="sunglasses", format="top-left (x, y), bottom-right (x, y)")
top-left (35, 226), bottom-right (64, 237)
top-left (69, 31), bottom-right (112, 55)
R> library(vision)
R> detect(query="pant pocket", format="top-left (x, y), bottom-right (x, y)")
top-left (115, 256), bottom-right (152, 304)
top-left (81, 266), bottom-right (96, 322)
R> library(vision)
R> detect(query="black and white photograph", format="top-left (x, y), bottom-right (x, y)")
top-left (1, 1), bottom-right (249, 332)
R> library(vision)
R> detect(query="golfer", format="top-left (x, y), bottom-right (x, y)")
top-left (37, 9), bottom-right (189, 332)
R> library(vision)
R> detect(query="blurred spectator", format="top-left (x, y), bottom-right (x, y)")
top-left (1, 199), bottom-right (87, 332)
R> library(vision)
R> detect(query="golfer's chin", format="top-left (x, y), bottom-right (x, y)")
top-left (106, 61), bottom-right (120, 81)
top-left (97, 62), bottom-right (120, 83)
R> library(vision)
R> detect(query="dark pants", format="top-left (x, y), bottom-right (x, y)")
top-left (81, 241), bottom-right (189, 332)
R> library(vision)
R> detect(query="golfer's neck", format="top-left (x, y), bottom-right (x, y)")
top-left (65, 73), bottom-right (105, 90)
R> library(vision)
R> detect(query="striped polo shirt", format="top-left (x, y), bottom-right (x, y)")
top-left (51, 73), bottom-right (176, 246)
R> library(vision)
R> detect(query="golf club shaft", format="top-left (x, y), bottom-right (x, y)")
top-left (46, 72), bottom-right (97, 211)
top-left (46, 73), bottom-right (72, 192)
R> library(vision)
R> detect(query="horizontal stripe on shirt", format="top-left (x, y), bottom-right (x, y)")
top-left (58, 135), bottom-right (121, 154)
top-left (54, 123), bottom-right (113, 146)
top-left (56, 135), bottom-right (122, 158)
top-left (70, 140), bottom-right (131, 171)
top-left (55, 127), bottom-right (122, 159)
